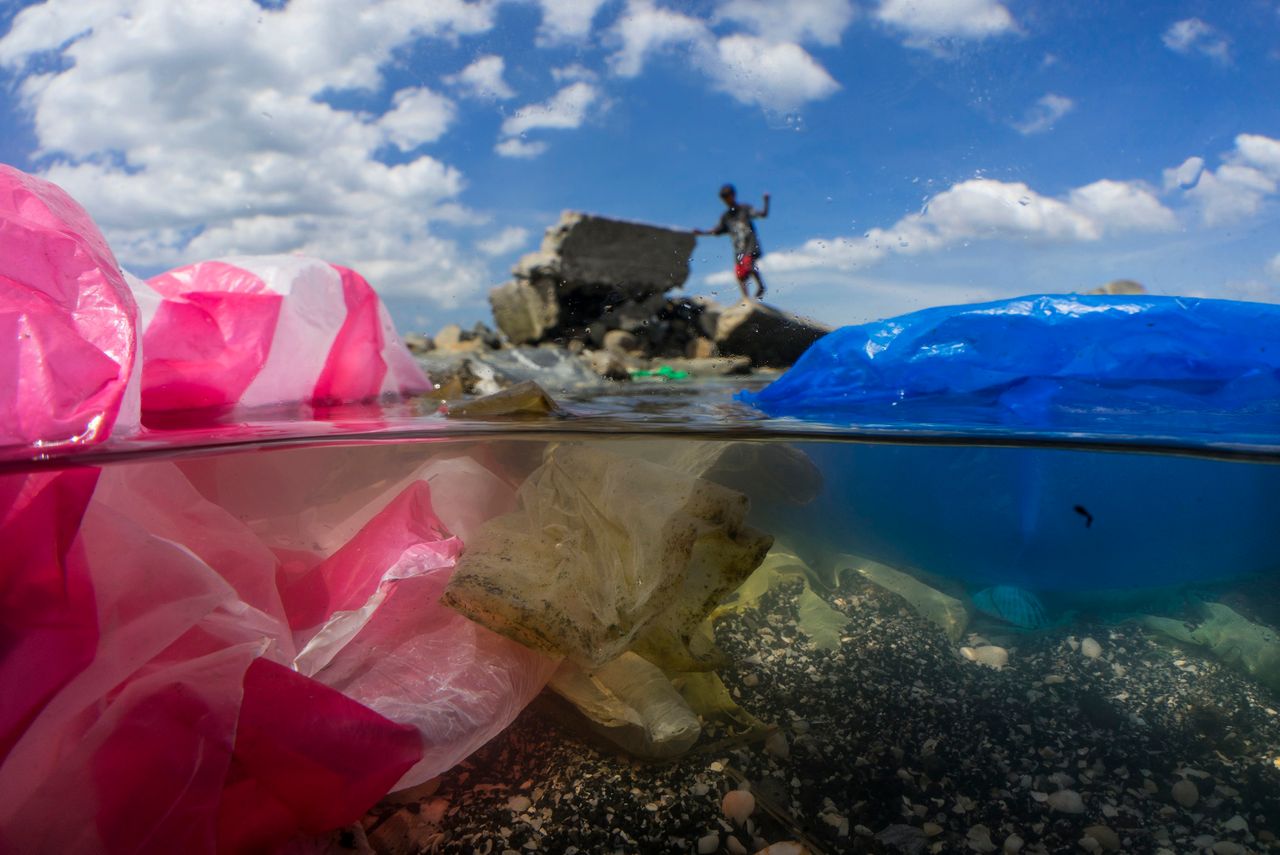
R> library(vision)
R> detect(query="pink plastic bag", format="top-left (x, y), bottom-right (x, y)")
top-left (138, 256), bottom-right (430, 415)
top-left (0, 165), bottom-right (140, 455)
top-left (0, 450), bottom-right (555, 853)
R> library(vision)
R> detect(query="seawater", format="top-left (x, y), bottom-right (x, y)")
top-left (9, 383), bottom-right (1280, 853)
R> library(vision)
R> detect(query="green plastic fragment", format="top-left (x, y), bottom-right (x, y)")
top-left (630, 365), bottom-right (689, 380)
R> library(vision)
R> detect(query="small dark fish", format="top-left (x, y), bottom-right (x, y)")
top-left (1073, 504), bottom-right (1093, 528)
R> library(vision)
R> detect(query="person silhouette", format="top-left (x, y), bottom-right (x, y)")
top-left (693, 183), bottom-right (770, 301)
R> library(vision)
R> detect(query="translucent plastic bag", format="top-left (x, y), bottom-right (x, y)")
top-left (443, 444), bottom-right (772, 669)
top-left (0, 448), bottom-right (553, 852)
top-left (137, 255), bottom-right (430, 414)
top-left (0, 165), bottom-right (140, 456)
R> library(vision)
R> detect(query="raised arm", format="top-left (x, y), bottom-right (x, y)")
top-left (759, 193), bottom-right (770, 218)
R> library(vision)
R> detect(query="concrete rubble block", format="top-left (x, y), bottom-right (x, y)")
top-left (715, 301), bottom-right (831, 367)
top-left (603, 329), bottom-right (642, 356)
top-left (583, 348), bottom-right (632, 381)
top-left (488, 278), bottom-right (560, 345)
top-left (513, 211), bottom-right (696, 295)
top-left (687, 337), bottom-right (719, 359)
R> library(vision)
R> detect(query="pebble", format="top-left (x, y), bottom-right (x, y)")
top-left (1222, 814), bottom-right (1248, 832)
top-left (696, 832), bottom-right (719, 854)
top-left (961, 645), bottom-right (1009, 670)
top-left (764, 731), bottom-right (790, 760)
top-left (1171, 778), bottom-right (1199, 809)
top-left (506, 795), bottom-right (531, 812)
top-left (1047, 789), bottom-right (1085, 814)
top-left (755, 843), bottom-right (805, 855)
top-left (1214, 843), bottom-right (1244, 855)
top-left (1082, 824), bottom-right (1120, 851)
top-left (967, 824), bottom-right (996, 852)
top-left (726, 835), bottom-right (747, 855)
top-left (923, 822), bottom-right (943, 837)
top-left (1003, 834), bottom-right (1024, 853)
top-left (1081, 637), bottom-right (1103, 659)
top-left (721, 790), bottom-right (755, 824)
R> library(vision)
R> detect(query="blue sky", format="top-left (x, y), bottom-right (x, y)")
top-left (2, 0), bottom-right (1279, 333)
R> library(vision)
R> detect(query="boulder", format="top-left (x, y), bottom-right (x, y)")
top-left (603, 329), bottom-right (641, 356)
top-left (403, 332), bottom-right (432, 354)
top-left (714, 301), bottom-right (831, 367)
top-left (513, 211), bottom-right (696, 295)
top-left (583, 349), bottom-right (631, 381)
top-left (686, 337), bottom-right (718, 359)
top-left (488, 278), bottom-right (560, 344)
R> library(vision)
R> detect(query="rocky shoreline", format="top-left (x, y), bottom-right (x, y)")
top-left (402, 212), bottom-right (830, 397)
top-left (297, 568), bottom-right (1280, 855)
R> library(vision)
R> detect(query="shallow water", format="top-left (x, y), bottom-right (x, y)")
top-left (9, 385), bottom-right (1280, 853)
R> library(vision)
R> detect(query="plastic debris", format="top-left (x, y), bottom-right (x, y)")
top-left (972, 585), bottom-right (1049, 630)
top-left (631, 365), bottom-right (690, 380)
top-left (740, 294), bottom-right (1280, 445)
top-left (137, 255), bottom-right (430, 415)
top-left (549, 653), bottom-right (702, 759)
top-left (443, 444), bottom-right (772, 669)
top-left (0, 450), bottom-right (557, 852)
top-left (1142, 602), bottom-right (1280, 693)
top-left (0, 164), bottom-right (140, 456)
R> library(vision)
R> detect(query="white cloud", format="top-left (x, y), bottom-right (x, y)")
top-left (707, 35), bottom-right (840, 113)
top-left (379, 86), bottom-right (456, 150)
top-left (444, 55), bottom-right (515, 100)
top-left (1013, 93), bottom-right (1074, 135)
top-left (1268, 253), bottom-right (1280, 281)
top-left (876, 0), bottom-right (1017, 45)
top-left (535, 0), bottom-right (610, 44)
top-left (714, 0), bottom-right (856, 47)
top-left (552, 63), bottom-right (599, 83)
top-left (1163, 156), bottom-right (1205, 191)
top-left (477, 226), bottom-right (531, 257)
top-left (494, 138), bottom-right (549, 159)
top-left (1067, 180), bottom-right (1178, 233)
top-left (0, 0), bottom-right (498, 309)
top-left (1162, 18), bottom-right (1231, 63)
top-left (501, 82), bottom-right (600, 137)
top-left (740, 176), bottom-right (1176, 282)
top-left (1174, 134), bottom-right (1280, 226)
top-left (608, 0), bottom-right (712, 78)
top-left (606, 2), bottom-right (840, 114)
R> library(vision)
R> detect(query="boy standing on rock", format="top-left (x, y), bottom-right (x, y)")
top-left (694, 183), bottom-right (769, 301)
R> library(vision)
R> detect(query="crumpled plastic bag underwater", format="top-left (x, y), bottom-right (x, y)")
top-left (138, 255), bottom-right (431, 415)
top-left (0, 164), bottom-right (140, 456)
top-left (442, 444), bottom-right (773, 670)
top-left (740, 293), bottom-right (1280, 442)
top-left (0, 450), bottom-right (554, 853)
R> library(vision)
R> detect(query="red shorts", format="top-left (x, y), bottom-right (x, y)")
top-left (734, 254), bottom-right (756, 281)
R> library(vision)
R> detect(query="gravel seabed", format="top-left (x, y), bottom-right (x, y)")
top-left (305, 575), bottom-right (1280, 855)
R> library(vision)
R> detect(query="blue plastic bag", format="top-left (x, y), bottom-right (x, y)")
top-left (740, 294), bottom-right (1280, 447)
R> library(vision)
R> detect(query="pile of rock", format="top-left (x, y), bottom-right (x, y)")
top-left (488, 211), bottom-right (828, 369)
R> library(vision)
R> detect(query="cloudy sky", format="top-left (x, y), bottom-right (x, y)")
top-left (2, 0), bottom-right (1279, 332)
